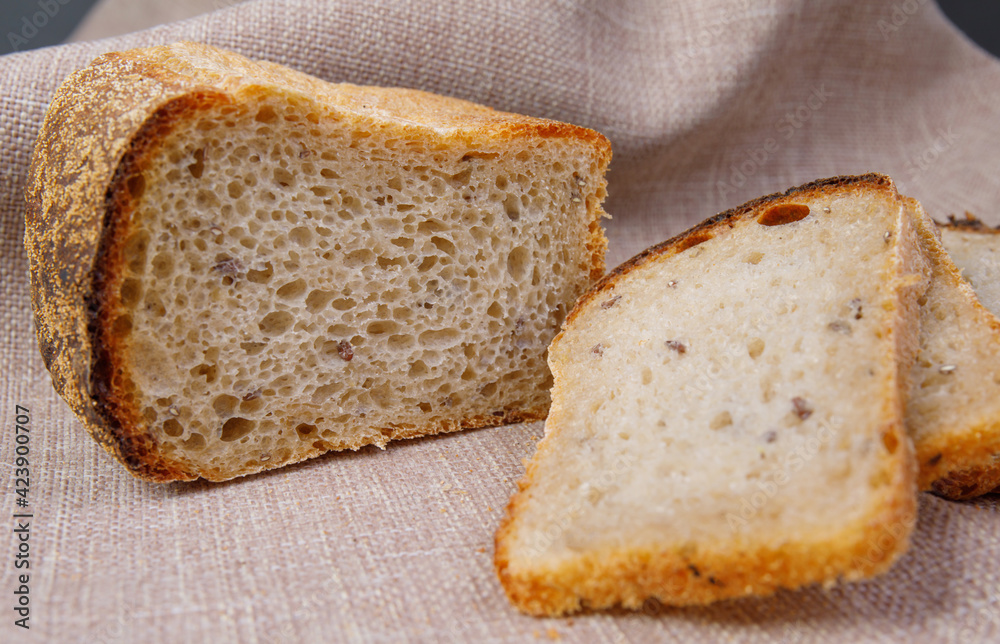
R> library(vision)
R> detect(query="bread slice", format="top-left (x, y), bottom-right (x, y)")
top-left (25, 42), bottom-right (610, 482)
top-left (495, 175), bottom-right (930, 615)
top-left (938, 214), bottom-right (1000, 317)
top-left (906, 211), bottom-right (1000, 498)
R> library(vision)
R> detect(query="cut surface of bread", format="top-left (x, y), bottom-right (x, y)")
top-left (907, 212), bottom-right (1000, 498)
top-left (495, 175), bottom-right (929, 615)
top-left (938, 214), bottom-right (1000, 318)
top-left (25, 42), bottom-right (610, 482)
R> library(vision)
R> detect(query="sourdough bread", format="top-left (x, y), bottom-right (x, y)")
top-left (495, 175), bottom-right (929, 615)
top-left (907, 212), bottom-right (1000, 498)
top-left (25, 42), bottom-right (611, 482)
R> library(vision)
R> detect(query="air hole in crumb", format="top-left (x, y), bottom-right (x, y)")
top-left (758, 204), bottom-right (810, 226)
top-left (191, 363), bottom-right (218, 383)
top-left (289, 226), bottom-right (312, 246)
top-left (183, 433), bottom-right (206, 450)
top-left (295, 423), bottom-right (317, 438)
top-left (745, 251), bottom-right (765, 265)
top-left (241, 341), bottom-right (268, 355)
top-left (259, 311), bottom-right (294, 335)
top-left (710, 411), bottom-right (733, 430)
top-left (431, 236), bottom-right (457, 256)
top-left (311, 383), bottom-right (341, 404)
top-left (273, 167), bottom-right (295, 187)
top-left (151, 253), bottom-right (173, 279)
top-left (507, 247), bottom-right (530, 280)
top-left (747, 338), bottom-right (765, 359)
top-left (503, 195), bottom-right (521, 221)
top-left (212, 394), bottom-right (240, 417)
top-left (186, 149), bottom-right (204, 179)
top-left (162, 419), bottom-right (183, 437)
top-left (367, 321), bottom-right (398, 335)
top-left (255, 105), bottom-right (278, 123)
top-left (676, 231), bottom-right (712, 252)
top-left (221, 417), bottom-right (255, 442)
top-left (305, 290), bottom-right (334, 312)
top-left (276, 279), bottom-right (307, 299)
top-left (246, 263), bottom-right (274, 284)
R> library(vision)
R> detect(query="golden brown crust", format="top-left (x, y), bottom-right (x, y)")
top-left (26, 42), bottom-right (609, 482)
top-left (498, 487), bottom-right (915, 615)
top-left (565, 173), bottom-right (895, 327)
top-left (25, 50), bottom-right (215, 482)
top-left (496, 173), bottom-right (925, 615)
top-left (917, 429), bottom-right (1000, 500)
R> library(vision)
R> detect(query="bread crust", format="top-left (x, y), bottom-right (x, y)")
top-left (26, 42), bottom-right (609, 482)
top-left (495, 174), bottom-right (926, 615)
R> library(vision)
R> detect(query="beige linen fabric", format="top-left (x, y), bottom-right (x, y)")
top-left (2, 0), bottom-right (1000, 641)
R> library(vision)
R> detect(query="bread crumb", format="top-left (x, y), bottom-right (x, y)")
top-left (546, 627), bottom-right (561, 640)
top-left (591, 344), bottom-right (604, 357)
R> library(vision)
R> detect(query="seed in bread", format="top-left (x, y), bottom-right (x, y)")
top-left (495, 174), bottom-right (929, 615)
top-left (24, 42), bottom-right (611, 482)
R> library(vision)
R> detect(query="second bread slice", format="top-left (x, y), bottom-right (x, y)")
top-left (495, 174), bottom-right (930, 615)
top-left (906, 211), bottom-right (1000, 498)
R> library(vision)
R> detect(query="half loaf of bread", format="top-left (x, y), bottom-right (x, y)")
top-left (25, 42), bottom-right (610, 482)
top-left (495, 174), bottom-right (929, 615)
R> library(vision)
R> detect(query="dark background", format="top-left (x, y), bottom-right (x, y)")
top-left (0, 1), bottom-right (998, 59)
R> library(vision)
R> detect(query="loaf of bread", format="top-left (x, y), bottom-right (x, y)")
top-left (25, 42), bottom-right (611, 482)
top-left (495, 175), bottom-right (930, 615)
top-left (906, 211), bottom-right (1000, 498)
